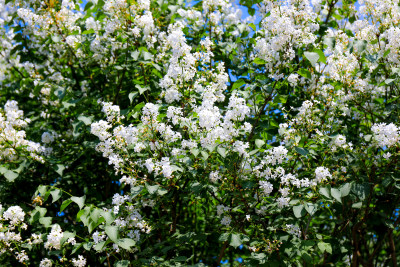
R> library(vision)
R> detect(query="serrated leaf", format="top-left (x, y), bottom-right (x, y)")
top-left (71, 196), bottom-right (86, 210)
top-left (50, 189), bottom-right (62, 203)
top-left (255, 139), bottom-right (265, 148)
top-left (105, 225), bottom-right (119, 242)
top-left (331, 188), bottom-right (342, 203)
top-left (304, 52), bottom-right (320, 66)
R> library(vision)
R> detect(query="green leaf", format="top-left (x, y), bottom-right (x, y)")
top-left (174, 256), bottom-right (187, 262)
top-left (100, 210), bottom-right (115, 225)
top-left (50, 189), bottom-right (62, 203)
top-left (219, 233), bottom-right (229, 242)
top-left (318, 242), bottom-right (332, 254)
top-left (313, 49), bottom-right (326, 64)
top-left (157, 188), bottom-right (168, 196)
top-left (146, 183), bottom-right (160, 194)
top-left (340, 183), bottom-right (351, 197)
top-left (60, 231), bottom-right (76, 245)
top-left (385, 79), bottom-right (395, 85)
top-left (4, 170), bottom-right (18, 182)
top-left (78, 115), bottom-right (92, 125)
top-left (253, 58), bottom-right (266, 65)
top-left (352, 184), bottom-right (369, 201)
top-left (115, 260), bottom-right (130, 267)
top-left (232, 79), bottom-right (245, 90)
top-left (136, 85), bottom-right (149, 95)
top-left (29, 207), bottom-right (47, 224)
top-left (39, 217), bottom-right (52, 228)
top-left (51, 35), bottom-right (61, 43)
top-left (249, 23), bottom-right (256, 31)
top-left (304, 203), bottom-right (317, 215)
top-left (304, 52), bottom-right (320, 66)
top-left (255, 139), bottom-right (265, 148)
top-left (131, 51), bottom-right (140, 60)
top-left (293, 205), bottom-right (305, 218)
top-left (142, 51), bottom-right (153, 61)
top-left (190, 148), bottom-right (200, 157)
top-left (352, 202), bottom-right (362, 209)
top-left (129, 92), bottom-right (138, 103)
top-left (273, 94), bottom-right (288, 104)
top-left (229, 233), bottom-right (246, 248)
top-left (130, 186), bottom-right (143, 197)
top-left (295, 147), bottom-right (309, 156)
top-left (117, 238), bottom-right (136, 250)
top-left (60, 199), bottom-right (73, 212)
top-left (71, 196), bottom-right (86, 210)
top-left (323, 37), bottom-right (336, 49)
top-left (55, 164), bottom-right (65, 176)
top-left (354, 39), bottom-right (367, 53)
top-left (298, 69), bottom-right (311, 79)
top-left (331, 188), bottom-right (342, 203)
top-left (217, 146), bottom-right (227, 158)
top-left (319, 187), bottom-right (331, 199)
top-left (105, 226), bottom-right (119, 242)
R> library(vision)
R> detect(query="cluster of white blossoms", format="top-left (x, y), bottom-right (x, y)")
top-left (371, 123), bottom-right (400, 148)
top-left (255, 0), bottom-right (319, 79)
top-left (0, 204), bottom-right (44, 264)
top-left (72, 255), bottom-right (87, 267)
top-left (285, 224), bottom-right (301, 238)
top-left (0, 100), bottom-right (45, 163)
top-left (44, 224), bottom-right (63, 250)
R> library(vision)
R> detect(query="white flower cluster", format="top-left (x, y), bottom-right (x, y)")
top-left (286, 224), bottom-right (301, 238)
top-left (371, 123), bottom-right (399, 148)
top-left (72, 255), bottom-right (87, 267)
top-left (255, 0), bottom-right (319, 79)
top-left (0, 100), bottom-right (45, 162)
top-left (44, 224), bottom-right (63, 250)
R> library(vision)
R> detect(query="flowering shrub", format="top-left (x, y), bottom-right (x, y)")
top-left (0, 0), bottom-right (400, 265)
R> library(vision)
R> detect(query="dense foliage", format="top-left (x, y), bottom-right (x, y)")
top-left (1, 0), bottom-right (400, 266)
